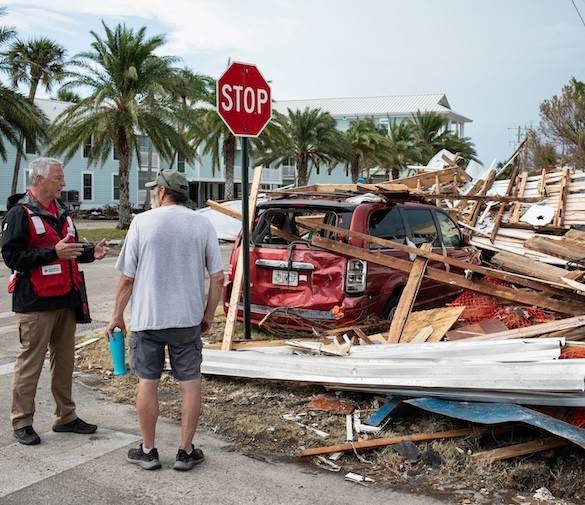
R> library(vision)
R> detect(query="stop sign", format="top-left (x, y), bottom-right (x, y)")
top-left (216, 62), bottom-right (272, 137)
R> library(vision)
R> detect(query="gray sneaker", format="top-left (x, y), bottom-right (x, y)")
top-left (127, 444), bottom-right (161, 470)
top-left (173, 445), bottom-right (204, 471)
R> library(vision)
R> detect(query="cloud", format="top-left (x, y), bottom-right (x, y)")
top-left (2, 6), bottom-right (78, 35)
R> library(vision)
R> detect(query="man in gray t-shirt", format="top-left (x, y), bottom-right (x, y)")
top-left (106, 170), bottom-right (224, 471)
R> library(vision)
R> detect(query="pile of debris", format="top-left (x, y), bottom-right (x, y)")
top-left (202, 145), bottom-right (585, 469)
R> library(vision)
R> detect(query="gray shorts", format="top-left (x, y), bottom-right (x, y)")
top-left (130, 326), bottom-right (203, 381)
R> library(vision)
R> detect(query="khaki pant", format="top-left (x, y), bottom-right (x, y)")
top-left (11, 309), bottom-right (77, 430)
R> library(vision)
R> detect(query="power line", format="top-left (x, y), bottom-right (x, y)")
top-left (570, 0), bottom-right (585, 29)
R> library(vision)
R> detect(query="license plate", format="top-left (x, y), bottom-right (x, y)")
top-left (272, 270), bottom-right (299, 286)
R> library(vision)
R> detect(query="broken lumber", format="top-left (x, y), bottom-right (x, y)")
top-left (510, 171), bottom-right (528, 223)
top-left (462, 314), bottom-right (585, 342)
top-left (471, 437), bottom-right (567, 463)
top-left (490, 166), bottom-right (519, 242)
top-left (553, 168), bottom-right (570, 227)
top-left (387, 243), bottom-right (432, 343)
top-left (296, 217), bottom-right (584, 300)
top-left (206, 199), bottom-right (242, 220)
top-left (221, 165), bottom-right (263, 351)
top-left (310, 236), bottom-right (585, 315)
top-left (297, 428), bottom-right (483, 457)
top-left (402, 307), bottom-right (465, 343)
top-left (386, 167), bottom-right (470, 190)
top-left (525, 236), bottom-right (585, 261)
top-left (468, 170), bottom-right (497, 227)
top-left (491, 251), bottom-right (571, 284)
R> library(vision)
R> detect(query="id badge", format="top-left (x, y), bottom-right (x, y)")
top-left (41, 264), bottom-right (62, 276)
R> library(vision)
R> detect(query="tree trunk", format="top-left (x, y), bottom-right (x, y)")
top-left (144, 139), bottom-right (153, 209)
top-left (117, 131), bottom-right (132, 229)
top-left (296, 153), bottom-right (309, 186)
top-left (391, 166), bottom-right (400, 180)
top-left (223, 133), bottom-right (236, 200)
top-left (11, 79), bottom-right (39, 195)
top-left (350, 157), bottom-right (360, 183)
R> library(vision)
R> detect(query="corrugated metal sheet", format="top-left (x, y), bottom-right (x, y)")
top-left (406, 398), bottom-right (585, 448)
top-left (272, 94), bottom-right (472, 122)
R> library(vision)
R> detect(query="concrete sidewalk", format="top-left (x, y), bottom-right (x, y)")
top-left (0, 256), bottom-right (447, 504)
top-left (0, 363), bottom-right (447, 505)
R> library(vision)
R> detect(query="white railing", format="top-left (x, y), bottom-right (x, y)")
top-left (234, 166), bottom-right (283, 185)
top-left (282, 165), bottom-right (296, 180)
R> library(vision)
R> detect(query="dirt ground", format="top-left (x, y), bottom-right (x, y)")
top-left (75, 315), bottom-right (585, 505)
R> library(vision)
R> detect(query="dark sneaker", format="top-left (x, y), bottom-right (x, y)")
top-left (14, 426), bottom-right (41, 445)
top-left (173, 444), bottom-right (204, 471)
top-left (52, 417), bottom-right (97, 435)
top-left (127, 444), bottom-right (161, 470)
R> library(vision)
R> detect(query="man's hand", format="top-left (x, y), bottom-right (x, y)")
top-left (201, 315), bottom-right (213, 334)
top-left (55, 237), bottom-right (84, 259)
top-left (105, 315), bottom-right (126, 339)
top-left (94, 239), bottom-right (109, 260)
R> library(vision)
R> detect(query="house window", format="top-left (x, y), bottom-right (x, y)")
top-left (113, 145), bottom-right (119, 160)
top-left (316, 165), bottom-right (320, 175)
top-left (82, 173), bottom-right (93, 201)
top-left (177, 153), bottom-right (185, 173)
top-left (25, 139), bottom-right (36, 155)
top-left (138, 170), bottom-right (156, 190)
top-left (113, 174), bottom-right (120, 200)
top-left (83, 137), bottom-right (92, 158)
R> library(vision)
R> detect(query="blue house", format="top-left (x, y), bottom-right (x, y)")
top-left (0, 94), bottom-right (471, 211)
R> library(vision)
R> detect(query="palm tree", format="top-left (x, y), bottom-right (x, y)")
top-left (4, 37), bottom-right (66, 194)
top-left (48, 22), bottom-right (193, 228)
top-left (167, 68), bottom-right (212, 170)
top-left (344, 118), bottom-right (390, 183)
top-left (254, 108), bottom-right (349, 186)
top-left (0, 10), bottom-right (46, 174)
top-left (55, 88), bottom-right (80, 103)
top-left (410, 111), bottom-right (477, 164)
top-left (384, 120), bottom-right (423, 179)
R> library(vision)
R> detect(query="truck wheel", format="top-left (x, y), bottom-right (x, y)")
top-left (383, 294), bottom-right (400, 320)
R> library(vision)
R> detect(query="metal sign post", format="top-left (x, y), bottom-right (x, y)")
top-left (216, 62), bottom-right (271, 342)
top-left (240, 136), bottom-right (251, 339)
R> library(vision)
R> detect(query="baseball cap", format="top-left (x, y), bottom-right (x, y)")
top-left (145, 170), bottom-right (190, 200)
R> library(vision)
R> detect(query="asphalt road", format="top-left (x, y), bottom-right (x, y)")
top-left (0, 249), bottom-right (447, 505)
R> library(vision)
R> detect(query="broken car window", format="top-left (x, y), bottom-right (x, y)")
top-left (403, 208), bottom-right (440, 246)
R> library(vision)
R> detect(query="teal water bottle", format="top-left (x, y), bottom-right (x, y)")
top-left (108, 329), bottom-right (128, 376)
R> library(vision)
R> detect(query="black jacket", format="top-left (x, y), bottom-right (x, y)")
top-left (1, 192), bottom-right (95, 313)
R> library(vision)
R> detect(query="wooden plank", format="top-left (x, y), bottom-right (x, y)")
top-left (495, 137), bottom-right (528, 177)
top-left (402, 307), bottom-right (465, 343)
top-left (462, 314), bottom-right (585, 342)
top-left (554, 168), bottom-right (570, 227)
top-left (296, 217), bottom-right (579, 297)
top-left (206, 199), bottom-right (242, 220)
top-left (510, 171), bottom-right (528, 223)
top-left (297, 428), bottom-right (483, 457)
top-left (491, 251), bottom-right (569, 284)
top-left (434, 175), bottom-right (441, 207)
top-left (490, 166), bottom-right (519, 243)
top-left (310, 236), bottom-right (585, 315)
top-left (538, 168), bottom-right (547, 198)
top-left (422, 193), bottom-right (539, 203)
top-left (525, 236), bottom-right (585, 261)
top-left (387, 243), bottom-right (432, 343)
top-left (471, 437), bottom-right (567, 463)
top-left (387, 167), bottom-right (470, 190)
top-left (565, 229), bottom-right (585, 244)
top-left (221, 166), bottom-right (264, 351)
top-left (468, 170), bottom-right (497, 227)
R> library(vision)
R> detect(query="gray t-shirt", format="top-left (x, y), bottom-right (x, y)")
top-left (115, 205), bottom-right (223, 331)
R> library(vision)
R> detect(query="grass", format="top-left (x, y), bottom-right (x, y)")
top-left (77, 228), bottom-right (127, 243)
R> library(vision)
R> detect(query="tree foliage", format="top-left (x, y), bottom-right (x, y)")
top-left (254, 107), bottom-right (349, 186)
top-left (48, 22), bottom-right (193, 228)
top-left (539, 77), bottom-right (585, 167)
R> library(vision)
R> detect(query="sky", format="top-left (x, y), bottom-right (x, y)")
top-left (2, 0), bottom-right (583, 165)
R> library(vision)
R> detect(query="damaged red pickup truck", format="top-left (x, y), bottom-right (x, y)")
top-left (224, 197), bottom-right (479, 329)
